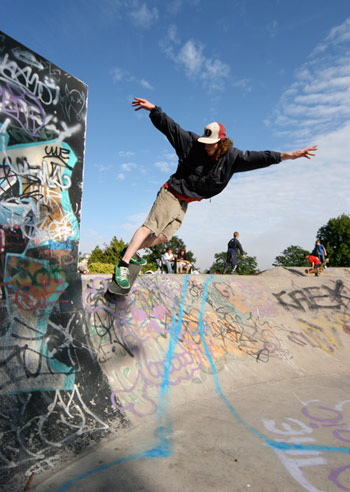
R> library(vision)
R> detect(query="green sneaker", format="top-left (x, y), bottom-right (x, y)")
top-left (114, 264), bottom-right (130, 289)
top-left (120, 248), bottom-right (147, 266)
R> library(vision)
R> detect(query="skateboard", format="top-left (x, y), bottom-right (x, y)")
top-left (304, 267), bottom-right (322, 276)
top-left (304, 258), bottom-right (329, 276)
top-left (105, 263), bottom-right (142, 302)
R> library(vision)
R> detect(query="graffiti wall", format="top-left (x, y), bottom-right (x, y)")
top-left (79, 269), bottom-right (350, 492)
top-left (0, 32), bottom-right (128, 492)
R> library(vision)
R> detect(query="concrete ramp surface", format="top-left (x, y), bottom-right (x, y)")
top-left (32, 268), bottom-right (350, 492)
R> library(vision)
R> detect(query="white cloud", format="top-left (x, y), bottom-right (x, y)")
top-left (163, 151), bottom-right (177, 161)
top-left (140, 79), bottom-right (154, 90)
top-left (100, 0), bottom-right (159, 28)
top-left (116, 161), bottom-right (147, 180)
top-left (99, 0), bottom-right (124, 18)
top-left (155, 160), bottom-right (173, 173)
top-left (118, 150), bottom-right (135, 157)
top-left (121, 162), bottom-right (137, 172)
top-left (112, 67), bottom-right (134, 83)
top-left (164, 0), bottom-right (201, 16)
top-left (168, 24), bottom-right (180, 44)
top-left (311, 17), bottom-right (350, 55)
top-left (267, 19), bottom-right (278, 38)
top-left (202, 58), bottom-right (231, 91)
top-left (160, 28), bottom-right (231, 92)
top-left (121, 211), bottom-right (150, 238)
top-left (94, 163), bottom-right (112, 172)
top-left (79, 227), bottom-right (106, 254)
top-left (284, 102), bottom-right (346, 119)
top-left (294, 90), bottom-right (349, 106)
top-left (177, 39), bottom-right (203, 76)
top-left (167, 0), bottom-right (183, 16)
top-left (267, 18), bottom-right (350, 145)
top-left (129, 2), bottom-right (159, 28)
top-left (112, 67), bottom-right (153, 90)
top-left (232, 78), bottom-right (252, 93)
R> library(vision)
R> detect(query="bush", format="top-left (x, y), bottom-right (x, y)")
top-left (88, 262), bottom-right (115, 274)
top-left (88, 262), bottom-right (158, 274)
top-left (143, 262), bottom-right (157, 273)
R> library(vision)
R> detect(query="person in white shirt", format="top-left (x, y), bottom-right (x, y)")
top-left (161, 248), bottom-right (176, 273)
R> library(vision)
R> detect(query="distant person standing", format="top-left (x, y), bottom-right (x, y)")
top-left (315, 240), bottom-right (327, 264)
top-left (224, 232), bottom-right (246, 274)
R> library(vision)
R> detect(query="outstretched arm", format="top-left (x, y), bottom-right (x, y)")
top-left (133, 97), bottom-right (195, 159)
top-left (280, 145), bottom-right (317, 161)
top-left (132, 97), bottom-right (155, 112)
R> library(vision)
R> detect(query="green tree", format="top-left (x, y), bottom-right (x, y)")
top-left (88, 236), bottom-right (128, 265)
top-left (88, 245), bottom-right (104, 263)
top-left (317, 214), bottom-right (350, 266)
top-left (273, 245), bottom-right (309, 267)
top-left (238, 255), bottom-right (259, 275)
top-left (88, 235), bottom-right (196, 273)
top-left (207, 251), bottom-right (258, 275)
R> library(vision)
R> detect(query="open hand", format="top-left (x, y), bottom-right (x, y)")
top-left (281, 145), bottom-right (318, 161)
top-left (292, 145), bottom-right (318, 160)
top-left (132, 97), bottom-right (155, 111)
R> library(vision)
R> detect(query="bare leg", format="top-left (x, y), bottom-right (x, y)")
top-left (122, 225), bottom-right (168, 263)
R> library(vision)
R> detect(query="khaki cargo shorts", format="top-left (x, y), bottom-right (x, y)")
top-left (143, 186), bottom-right (188, 240)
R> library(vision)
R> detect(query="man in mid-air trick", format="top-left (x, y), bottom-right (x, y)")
top-left (114, 97), bottom-right (317, 289)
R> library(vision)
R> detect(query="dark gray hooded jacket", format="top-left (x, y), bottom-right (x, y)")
top-left (150, 106), bottom-right (281, 200)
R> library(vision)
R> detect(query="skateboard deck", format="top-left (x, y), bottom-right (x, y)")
top-left (105, 263), bottom-right (142, 301)
top-left (305, 267), bottom-right (322, 275)
top-left (304, 259), bottom-right (329, 276)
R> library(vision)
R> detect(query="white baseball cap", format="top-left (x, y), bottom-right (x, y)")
top-left (198, 121), bottom-right (226, 144)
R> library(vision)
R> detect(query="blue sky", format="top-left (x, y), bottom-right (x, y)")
top-left (3, 0), bottom-right (350, 271)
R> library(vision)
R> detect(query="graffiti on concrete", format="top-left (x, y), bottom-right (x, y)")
top-left (82, 274), bottom-right (294, 418)
top-left (0, 32), bottom-right (128, 491)
top-left (64, 273), bottom-right (350, 492)
top-left (273, 280), bottom-right (349, 312)
top-left (274, 280), bottom-right (350, 354)
top-left (83, 274), bottom-right (350, 423)
top-left (263, 399), bottom-right (350, 492)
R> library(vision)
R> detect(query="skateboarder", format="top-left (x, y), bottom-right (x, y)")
top-left (224, 231), bottom-right (246, 274)
top-left (305, 253), bottom-right (322, 275)
top-left (114, 97), bottom-right (317, 289)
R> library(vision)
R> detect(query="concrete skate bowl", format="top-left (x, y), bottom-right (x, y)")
top-left (19, 267), bottom-right (349, 492)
